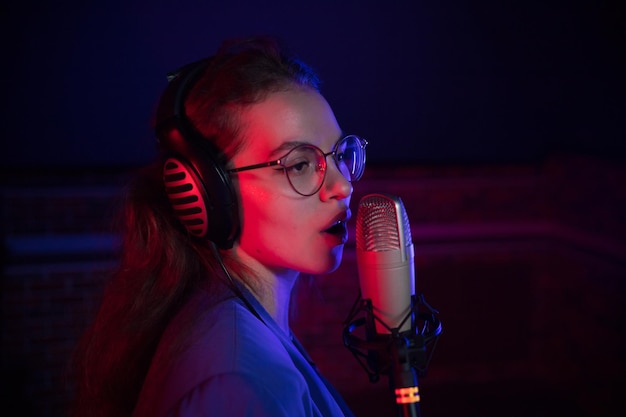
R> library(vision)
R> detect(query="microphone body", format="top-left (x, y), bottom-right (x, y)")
top-left (356, 194), bottom-right (415, 334)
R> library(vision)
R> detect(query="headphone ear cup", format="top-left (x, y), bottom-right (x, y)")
top-left (162, 149), bottom-right (239, 249)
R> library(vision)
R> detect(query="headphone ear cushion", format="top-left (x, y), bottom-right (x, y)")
top-left (162, 149), bottom-right (239, 249)
top-left (190, 148), bottom-right (239, 248)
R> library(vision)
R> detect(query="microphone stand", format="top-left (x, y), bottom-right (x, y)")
top-left (343, 293), bottom-right (442, 417)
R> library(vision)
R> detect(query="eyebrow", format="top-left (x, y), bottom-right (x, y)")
top-left (267, 141), bottom-right (309, 159)
top-left (267, 132), bottom-right (346, 159)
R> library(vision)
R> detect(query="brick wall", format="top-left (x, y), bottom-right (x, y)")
top-left (1, 175), bottom-right (126, 417)
top-left (2, 155), bottom-right (625, 417)
top-left (295, 155), bottom-right (626, 417)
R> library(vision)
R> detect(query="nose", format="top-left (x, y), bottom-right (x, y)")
top-left (319, 160), bottom-right (352, 201)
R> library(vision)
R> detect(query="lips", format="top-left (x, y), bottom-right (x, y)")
top-left (322, 210), bottom-right (351, 244)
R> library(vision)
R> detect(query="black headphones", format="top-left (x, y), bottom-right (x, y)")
top-left (154, 59), bottom-right (239, 249)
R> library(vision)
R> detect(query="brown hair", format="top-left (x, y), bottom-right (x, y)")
top-left (70, 37), bottom-right (321, 417)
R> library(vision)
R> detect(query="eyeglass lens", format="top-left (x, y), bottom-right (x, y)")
top-left (283, 136), bottom-right (366, 196)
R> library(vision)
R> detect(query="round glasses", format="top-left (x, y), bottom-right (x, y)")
top-left (228, 135), bottom-right (368, 196)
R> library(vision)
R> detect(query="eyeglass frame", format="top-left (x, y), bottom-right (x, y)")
top-left (227, 135), bottom-right (368, 196)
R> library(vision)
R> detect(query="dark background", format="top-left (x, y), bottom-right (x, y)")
top-left (1, 2), bottom-right (625, 417)
top-left (1, 0), bottom-right (623, 169)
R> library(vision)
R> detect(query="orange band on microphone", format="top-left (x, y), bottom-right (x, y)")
top-left (395, 387), bottom-right (420, 404)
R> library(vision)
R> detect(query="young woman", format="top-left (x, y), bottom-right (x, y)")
top-left (71, 37), bottom-right (367, 417)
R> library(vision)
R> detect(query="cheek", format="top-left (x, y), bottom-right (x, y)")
top-left (238, 187), bottom-right (292, 244)
top-left (239, 193), bottom-right (313, 255)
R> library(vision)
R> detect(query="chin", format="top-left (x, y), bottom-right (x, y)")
top-left (296, 245), bottom-right (345, 275)
top-left (319, 246), bottom-right (344, 274)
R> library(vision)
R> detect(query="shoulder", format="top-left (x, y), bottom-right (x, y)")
top-left (164, 371), bottom-right (312, 417)
top-left (133, 291), bottom-right (309, 417)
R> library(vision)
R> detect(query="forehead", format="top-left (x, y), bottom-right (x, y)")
top-left (236, 87), bottom-right (342, 161)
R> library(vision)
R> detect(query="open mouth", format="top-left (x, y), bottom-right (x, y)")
top-left (324, 221), bottom-right (348, 238)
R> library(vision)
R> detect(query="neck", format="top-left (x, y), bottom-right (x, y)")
top-left (264, 271), bottom-right (298, 332)
top-left (223, 248), bottom-right (299, 334)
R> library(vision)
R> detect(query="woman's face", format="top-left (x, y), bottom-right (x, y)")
top-left (229, 87), bottom-right (352, 277)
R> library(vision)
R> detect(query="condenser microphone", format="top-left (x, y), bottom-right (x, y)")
top-left (345, 193), bottom-right (441, 416)
top-left (356, 193), bottom-right (415, 334)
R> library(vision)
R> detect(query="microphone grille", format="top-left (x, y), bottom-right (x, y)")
top-left (356, 193), bottom-right (412, 252)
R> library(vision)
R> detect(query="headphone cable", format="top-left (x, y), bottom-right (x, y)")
top-left (208, 241), bottom-right (265, 324)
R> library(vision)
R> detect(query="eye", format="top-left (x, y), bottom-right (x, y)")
top-left (285, 159), bottom-right (312, 176)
